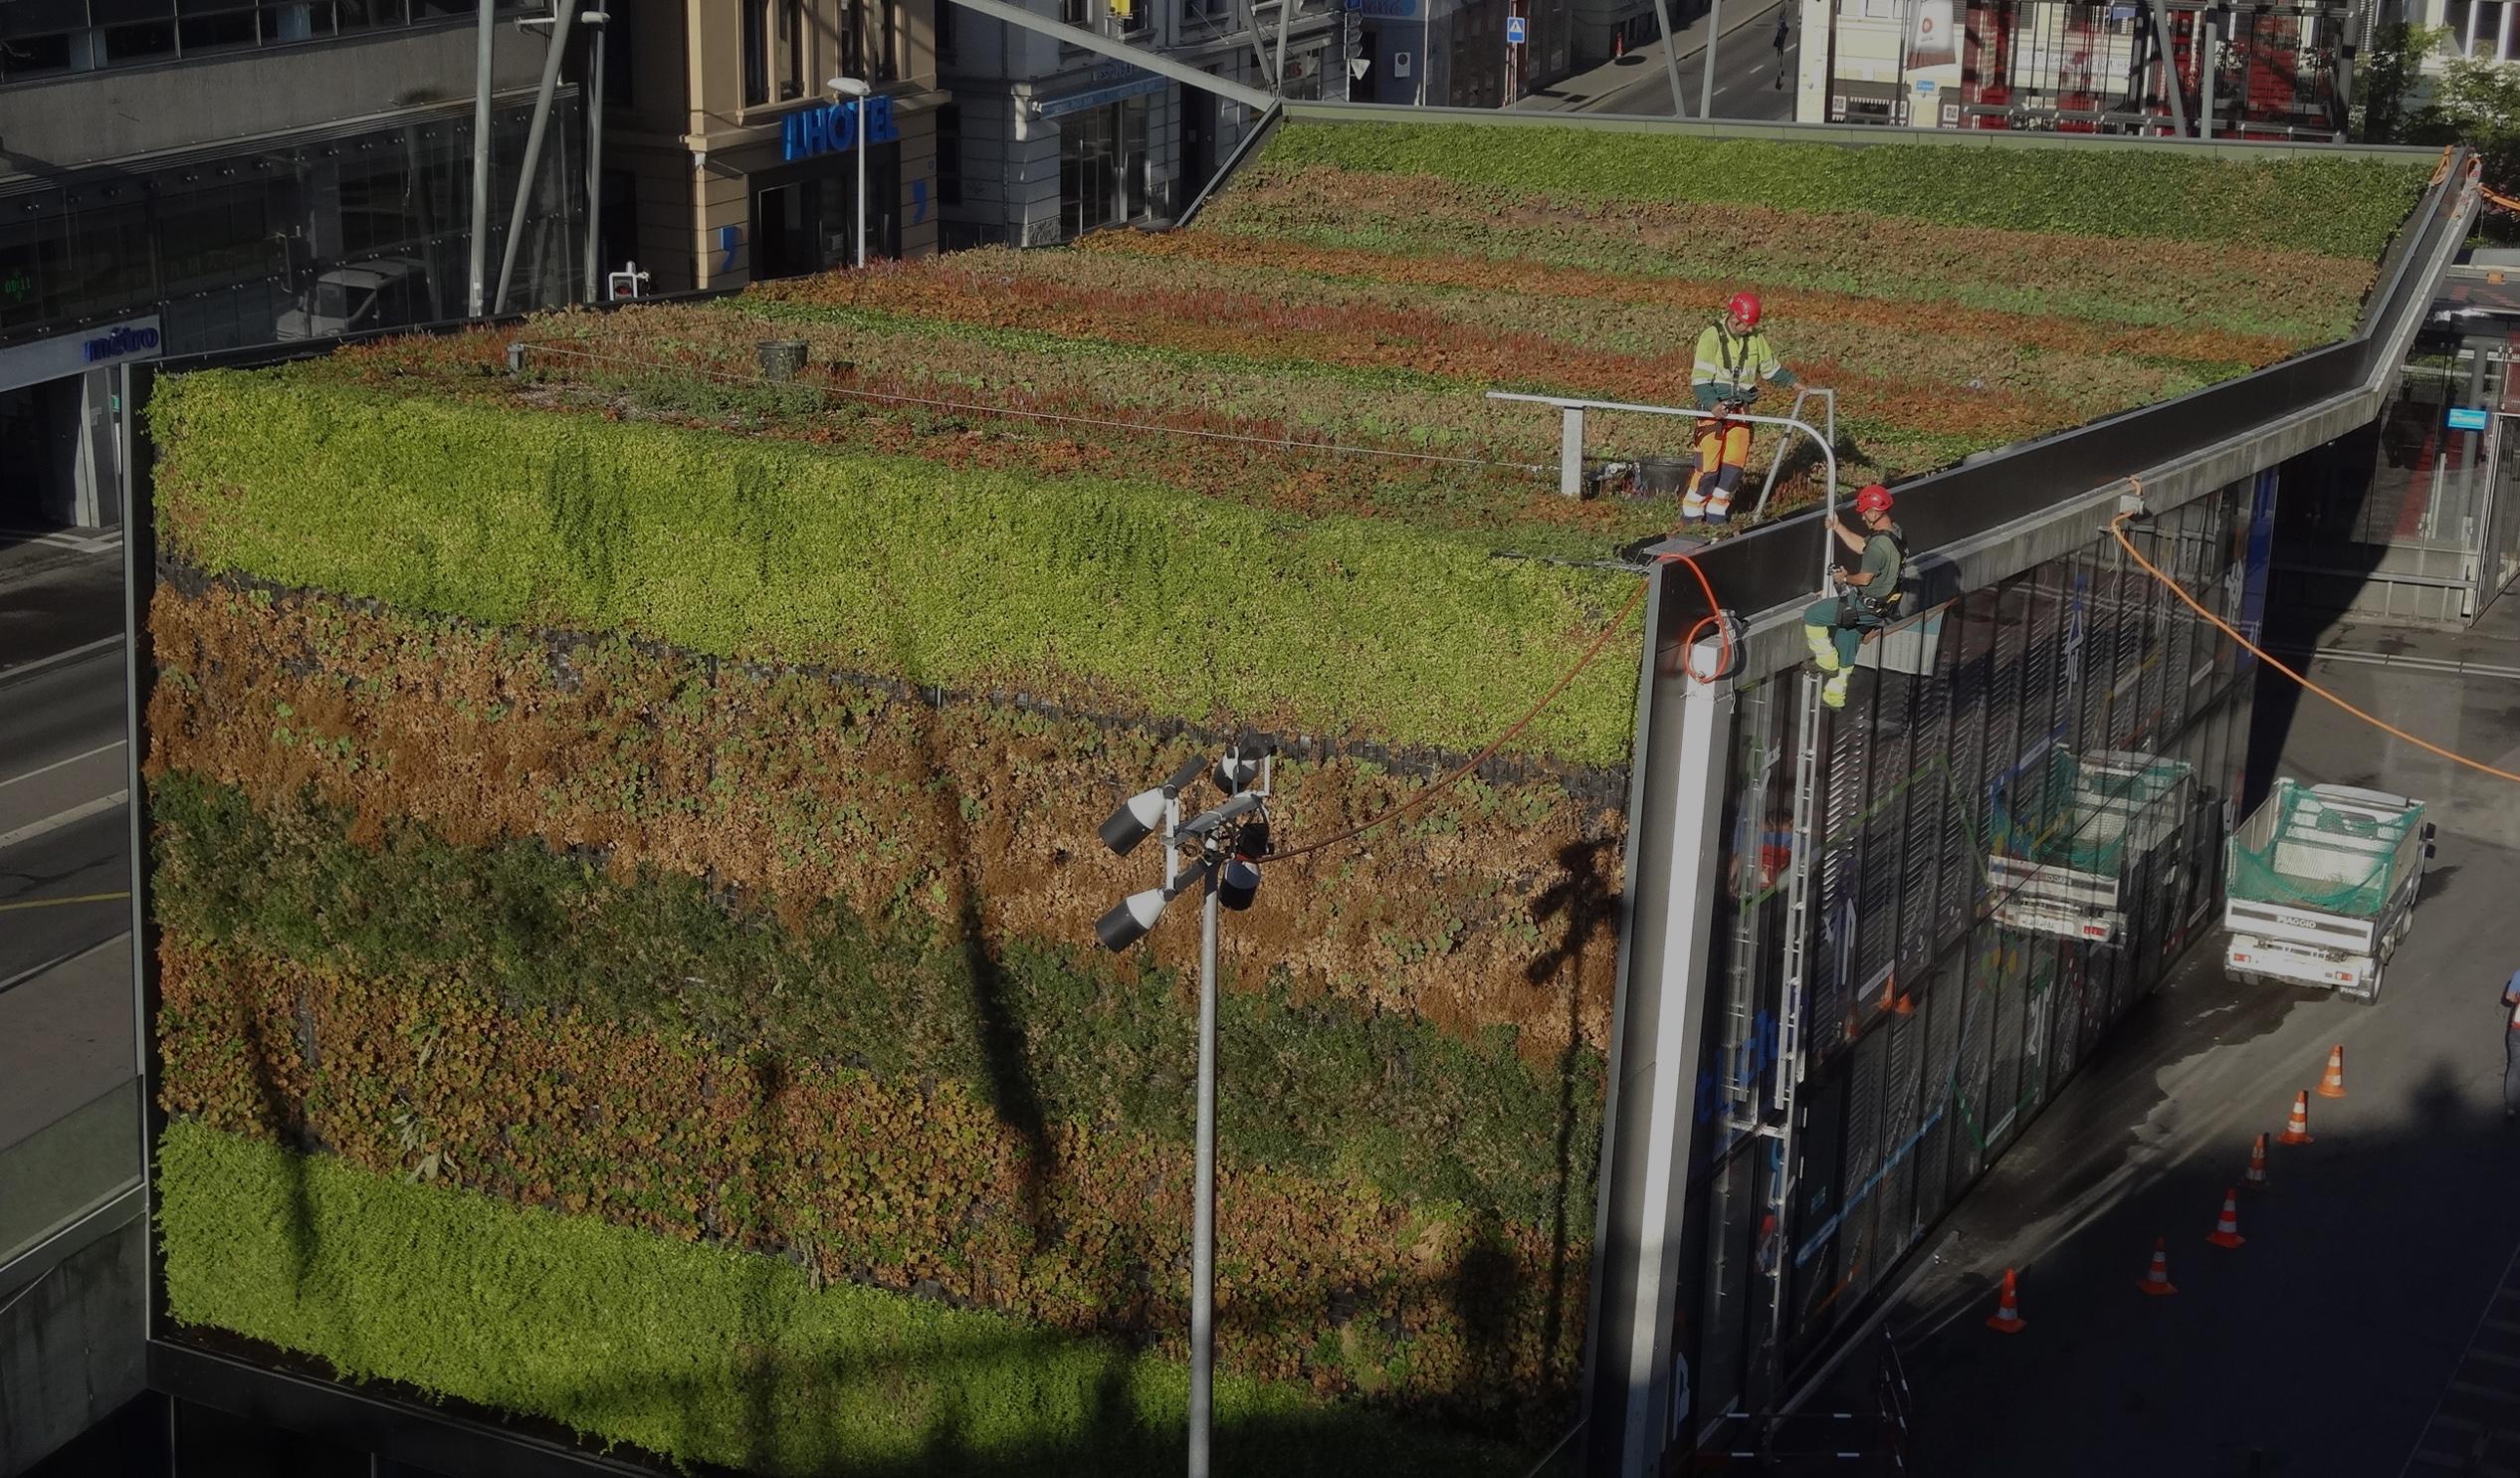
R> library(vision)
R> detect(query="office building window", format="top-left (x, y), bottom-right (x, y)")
top-left (0, 0), bottom-right (539, 84)
top-left (1062, 0), bottom-right (1089, 27)
top-left (840, 0), bottom-right (897, 84)
top-left (938, 104), bottom-right (962, 205)
top-left (779, 0), bottom-right (802, 98)
top-left (743, 0), bottom-right (769, 105)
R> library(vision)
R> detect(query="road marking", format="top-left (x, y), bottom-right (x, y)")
top-left (0, 790), bottom-right (126, 850)
top-left (0, 890), bottom-right (130, 914)
top-left (0, 528), bottom-right (123, 553)
top-left (0, 634), bottom-right (124, 691)
top-left (0, 739), bottom-right (126, 791)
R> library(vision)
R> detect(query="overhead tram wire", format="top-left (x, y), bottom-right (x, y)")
top-left (2108, 502), bottom-right (2520, 786)
top-left (509, 339), bottom-right (1550, 476)
top-left (506, 340), bottom-right (1746, 862)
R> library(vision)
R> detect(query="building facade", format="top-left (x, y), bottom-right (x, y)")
top-left (602, 0), bottom-right (946, 292)
top-left (936, 0), bottom-right (1338, 246)
top-left (0, 3), bottom-right (587, 529)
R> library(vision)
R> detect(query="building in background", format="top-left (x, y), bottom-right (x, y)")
top-left (937, 0), bottom-right (1341, 245)
top-left (0, 2), bottom-right (588, 530)
top-left (1793, 0), bottom-right (2351, 136)
top-left (603, 0), bottom-right (946, 291)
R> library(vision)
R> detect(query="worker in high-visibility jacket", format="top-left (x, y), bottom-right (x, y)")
top-left (1801, 483), bottom-right (1906, 710)
top-left (1683, 292), bottom-right (1796, 525)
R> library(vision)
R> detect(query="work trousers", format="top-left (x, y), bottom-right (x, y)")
top-left (2505, 1026), bottom-right (2520, 1116)
top-left (1801, 595), bottom-right (1873, 669)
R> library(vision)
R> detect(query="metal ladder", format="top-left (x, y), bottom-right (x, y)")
top-left (1772, 664), bottom-right (1828, 1116)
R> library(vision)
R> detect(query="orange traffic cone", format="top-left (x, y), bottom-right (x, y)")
top-left (2316, 1044), bottom-right (2347, 1099)
top-left (2278, 1090), bottom-right (2315, 1146)
top-left (2206, 1188), bottom-right (2245, 1249)
top-left (1986, 1268), bottom-right (2026, 1334)
top-left (2244, 1133), bottom-right (2269, 1189)
top-left (1879, 974), bottom-right (1914, 1016)
top-left (2138, 1236), bottom-right (2178, 1295)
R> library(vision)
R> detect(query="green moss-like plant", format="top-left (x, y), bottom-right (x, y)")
top-left (151, 773), bottom-right (1605, 1230)
top-left (157, 1120), bottom-right (1527, 1477)
top-left (1259, 120), bottom-right (2433, 260)
top-left (150, 371), bottom-right (1640, 764)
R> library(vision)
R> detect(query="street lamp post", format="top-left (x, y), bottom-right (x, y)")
top-left (827, 76), bottom-right (873, 269)
top-left (1096, 745), bottom-right (1273, 1478)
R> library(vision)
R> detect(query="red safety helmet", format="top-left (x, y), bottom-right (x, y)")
top-left (1727, 291), bottom-right (1763, 329)
top-left (1854, 484), bottom-right (1895, 516)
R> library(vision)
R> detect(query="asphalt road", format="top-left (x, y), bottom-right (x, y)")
top-left (0, 541), bottom-right (136, 1181)
top-left (1518, 0), bottom-right (1798, 120)
top-left (1588, 18), bottom-right (1796, 118)
top-left (1845, 612), bottom-right (2520, 1476)
top-left (0, 642), bottom-right (131, 993)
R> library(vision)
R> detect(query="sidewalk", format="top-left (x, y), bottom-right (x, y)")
top-left (1514, 0), bottom-right (1787, 113)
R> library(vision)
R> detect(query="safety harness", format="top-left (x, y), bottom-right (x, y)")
top-left (1836, 524), bottom-right (1910, 627)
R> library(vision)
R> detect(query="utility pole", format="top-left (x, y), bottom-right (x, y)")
top-left (469, 0), bottom-right (495, 317)
top-left (583, 10), bottom-right (608, 302)
top-left (1699, 0), bottom-right (1722, 117)
top-left (1651, 0), bottom-right (1690, 115)
top-left (1095, 747), bottom-right (1273, 1478)
top-left (493, 0), bottom-right (581, 315)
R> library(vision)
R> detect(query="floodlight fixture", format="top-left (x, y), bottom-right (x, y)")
top-left (826, 75), bottom-right (873, 97)
top-left (1217, 858), bottom-right (1261, 912)
top-left (1213, 743), bottom-right (1262, 795)
top-left (1098, 754), bottom-right (1213, 857)
top-left (1096, 884), bottom-right (1177, 951)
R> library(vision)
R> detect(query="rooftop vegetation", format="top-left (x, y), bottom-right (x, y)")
top-left (145, 114), bottom-right (2431, 1474)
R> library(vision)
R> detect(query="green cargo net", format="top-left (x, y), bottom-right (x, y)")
top-left (1992, 750), bottom-right (2192, 875)
top-left (2227, 780), bottom-right (2418, 918)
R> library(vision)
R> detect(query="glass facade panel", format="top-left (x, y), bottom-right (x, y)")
top-left (1671, 474), bottom-right (2268, 1439)
top-left (0, 98), bottom-right (580, 355)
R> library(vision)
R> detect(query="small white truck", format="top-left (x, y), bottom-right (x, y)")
top-left (1988, 748), bottom-right (2198, 947)
top-left (2223, 780), bottom-right (2429, 1002)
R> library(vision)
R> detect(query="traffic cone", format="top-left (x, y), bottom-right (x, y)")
top-left (1986, 1268), bottom-right (2026, 1334)
top-left (2137, 1236), bottom-right (2178, 1296)
top-left (2316, 1044), bottom-right (2347, 1099)
top-left (2244, 1132), bottom-right (2269, 1189)
top-left (2206, 1188), bottom-right (2246, 1249)
top-left (1879, 973), bottom-right (1914, 1016)
top-left (2278, 1090), bottom-right (2315, 1146)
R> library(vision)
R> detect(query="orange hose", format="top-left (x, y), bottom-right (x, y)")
top-left (1270, 549), bottom-right (1732, 863)
top-left (2107, 508), bottom-right (2520, 786)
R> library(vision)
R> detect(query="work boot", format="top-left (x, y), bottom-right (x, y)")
top-left (1803, 624), bottom-right (1839, 672)
top-left (1679, 488), bottom-right (1708, 524)
top-left (1821, 671), bottom-right (1851, 710)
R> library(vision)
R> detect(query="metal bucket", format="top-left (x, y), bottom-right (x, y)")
top-left (1633, 455), bottom-right (1693, 498)
top-left (757, 339), bottom-right (810, 380)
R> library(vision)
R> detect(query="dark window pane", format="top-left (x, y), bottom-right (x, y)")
top-left (741, 0), bottom-right (765, 106)
top-left (94, 0), bottom-right (176, 22)
top-left (411, 0), bottom-right (470, 17)
top-left (0, 0), bottom-right (90, 39)
top-left (262, 2), bottom-right (329, 39)
top-left (178, 11), bottom-right (259, 49)
top-left (104, 19), bottom-right (178, 58)
top-left (336, 0), bottom-right (404, 26)
top-left (937, 103), bottom-right (961, 205)
top-left (0, 31), bottom-right (76, 74)
top-left (178, 0), bottom-right (258, 14)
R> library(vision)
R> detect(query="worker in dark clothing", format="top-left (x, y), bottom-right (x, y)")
top-left (1800, 483), bottom-right (1905, 710)
top-left (1773, 9), bottom-right (1789, 88)
top-left (2503, 966), bottom-right (2520, 1121)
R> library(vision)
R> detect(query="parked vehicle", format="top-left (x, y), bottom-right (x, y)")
top-left (2224, 780), bottom-right (2429, 1002)
top-left (275, 258), bottom-right (434, 341)
top-left (1988, 747), bottom-right (2198, 947)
